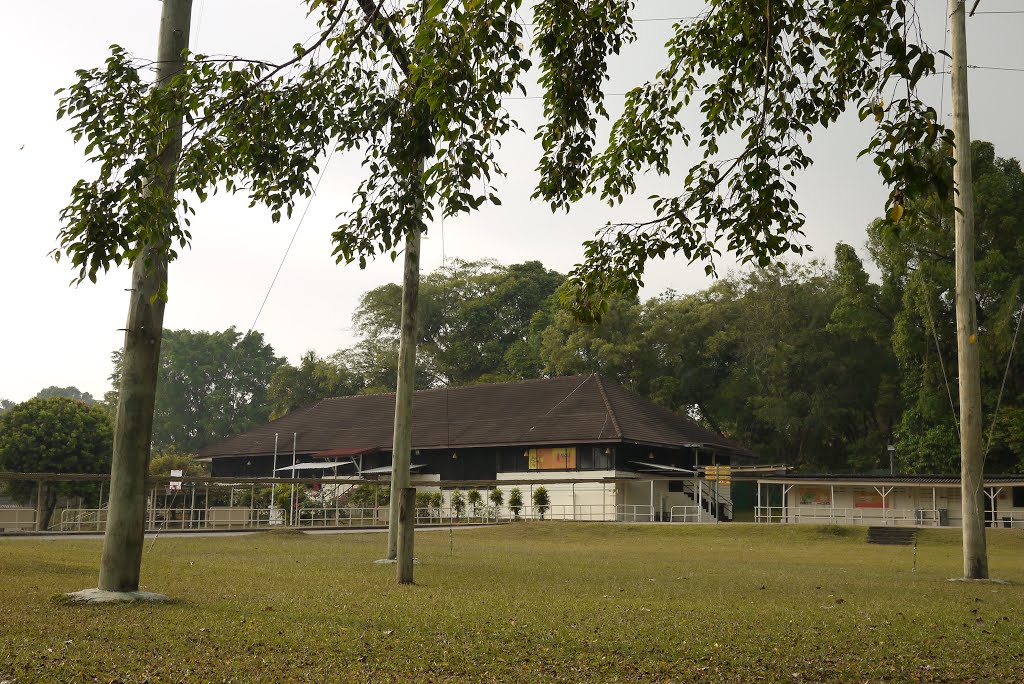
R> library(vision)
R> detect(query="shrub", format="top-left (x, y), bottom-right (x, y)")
top-left (488, 488), bottom-right (504, 512)
top-left (450, 490), bottom-right (466, 519)
top-left (467, 488), bottom-right (483, 517)
top-left (348, 484), bottom-right (389, 508)
top-left (508, 487), bottom-right (523, 519)
top-left (533, 486), bottom-right (550, 520)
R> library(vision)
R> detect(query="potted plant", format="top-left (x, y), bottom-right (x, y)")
top-left (467, 488), bottom-right (482, 520)
top-left (508, 487), bottom-right (523, 520)
top-left (450, 489), bottom-right (466, 521)
top-left (533, 486), bottom-right (550, 520)
top-left (488, 488), bottom-right (504, 521)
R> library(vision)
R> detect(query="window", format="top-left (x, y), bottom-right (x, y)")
top-left (579, 447), bottom-right (612, 470)
top-left (1012, 487), bottom-right (1024, 508)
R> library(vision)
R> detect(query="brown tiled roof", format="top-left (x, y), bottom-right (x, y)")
top-left (198, 374), bottom-right (752, 459)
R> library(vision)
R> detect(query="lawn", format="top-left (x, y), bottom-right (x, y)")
top-left (1, 524), bottom-right (1023, 683)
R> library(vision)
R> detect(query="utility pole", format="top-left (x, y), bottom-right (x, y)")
top-left (97, 0), bottom-right (192, 593)
top-left (949, 0), bottom-right (988, 579)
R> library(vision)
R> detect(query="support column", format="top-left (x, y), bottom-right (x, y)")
top-left (649, 480), bottom-right (655, 522)
top-left (756, 481), bottom-right (761, 522)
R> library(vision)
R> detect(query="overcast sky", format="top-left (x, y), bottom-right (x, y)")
top-left (1, 1), bottom-right (1022, 404)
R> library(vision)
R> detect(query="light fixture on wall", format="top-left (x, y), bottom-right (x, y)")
top-left (604, 447), bottom-right (612, 455)
top-left (648, 451), bottom-right (655, 460)
top-left (452, 451), bottom-right (458, 460)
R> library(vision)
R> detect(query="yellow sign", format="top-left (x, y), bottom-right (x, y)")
top-left (527, 447), bottom-right (576, 470)
top-left (705, 465), bottom-right (731, 482)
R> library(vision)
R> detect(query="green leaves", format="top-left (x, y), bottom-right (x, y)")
top-left (530, 1), bottom-right (949, 322)
top-left (532, 0), bottom-right (635, 211)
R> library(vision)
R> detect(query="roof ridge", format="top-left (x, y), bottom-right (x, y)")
top-left (321, 374), bottom-right (595, 402)
top-left (594, 374), bottom-right (622, 439)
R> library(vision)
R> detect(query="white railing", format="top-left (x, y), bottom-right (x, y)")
top-left (0, 507), bottom-right (37, 530)
top-left (755, 506), bottom-right (961, 527)
top-left (51, 500), bottom-right (733, 532)
top-left (615, 504), bottom-right (654, 522)
top-left (298, 506), bottom-right (385, 527)
top-left (989, 511), bottom-right (1024, 528)
top-left (58, 508), bottom-right (108, 532)
top-left (696, 480), bottom-right (732, 521)
top-left (669, 505), bottom-right (702, 523)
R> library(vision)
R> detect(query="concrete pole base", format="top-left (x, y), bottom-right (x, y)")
top-left (947, 577), bottom-right (1013, 585)
top-left (63, 588), bottom-right (170, 604)
top-left (373, 558), bottom-right (419, 565)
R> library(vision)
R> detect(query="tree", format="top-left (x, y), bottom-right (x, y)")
top-left (450, 490), bottom-right (466, 520)
top-left (532, 486), bottom-right (550, 520)
top-left (349, 484), bottom-right (389, 509)
top-left (0, 397), bottom-right (113, 529)
top-left (488, 487), bottom-right (504, 515)
top-left (52, 0), bottom-right (616, 582)
top-left (414, 491), bottom-right (433, 519)
top-left (148, 452), bottom-right (208, 478)
top-left (354, 260), bottom-right (564, 386)
top-left (541, 292), bottom-right (647, 388)
top-left (538, 2), bottom-right (950, 321)
top-left (267, 350), bottom-right (365, 419)
top-left (108, 328), bottom-right (283, 454)
top-left (466, 488), bottom-right (482, 518)
top-left (0, 399), bottom-right (14, 415)
top-left (866, 142), bottom-right (1024, 475)
top-left (36, 386), bottom-right (96, 405)
top-left (508, 487), bottom-right (523, 519)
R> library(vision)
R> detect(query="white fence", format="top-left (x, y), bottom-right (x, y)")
top-left (47, 502), bottom-right (722, 531)
top-left (0, 507), bottom-right (37, 530)
top-left (669, 505), bottom-right (702, 523)
top-left (752, 506), bottom-right (1024, 527)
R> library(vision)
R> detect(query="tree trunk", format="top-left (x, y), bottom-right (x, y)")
top-left (98, 0), bottom-right (192, 592)
top-left (385, 227), bottom-right (421, 561)
top-left (949, 0), bottom-right (988, 580)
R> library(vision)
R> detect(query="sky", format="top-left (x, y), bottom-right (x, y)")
top-left (1, 1), bottom-right (1022, 404)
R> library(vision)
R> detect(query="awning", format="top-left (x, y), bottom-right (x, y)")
top-left (360, 464), bottom-right (427, 475)
top-left (628, 461), bottom-right (696, 474)
top-left (275, 461), bottom-right (357, 472)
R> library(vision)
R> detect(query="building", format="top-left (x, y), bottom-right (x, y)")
top-left (755, 473), bottom-right (1024, 528)
top-left (199, 374), bottom-right (754, 521)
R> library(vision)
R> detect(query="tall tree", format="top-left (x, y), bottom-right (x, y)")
top-left (541, 260), bottom-right (898, 472)
top-left (868, 141), bottom-right (1024, 475)
top-left (267, 350), bottom-right (366, 419)
top-left (0, 397), bottom-right (113, 529)
top-left (36, 386), bottom-right (96, 405)
top-left (355, 260), bottom-right (564, 386)
top-left (108, 328), bottom-right (283, 454)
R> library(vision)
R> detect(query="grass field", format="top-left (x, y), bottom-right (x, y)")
top-left (1, 523), bottom-right (1023, 683)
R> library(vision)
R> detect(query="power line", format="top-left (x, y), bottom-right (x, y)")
top-left (247, 147), bottom-right (336, 335)
top-left (969, 64), bottom-right (1024, 72)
